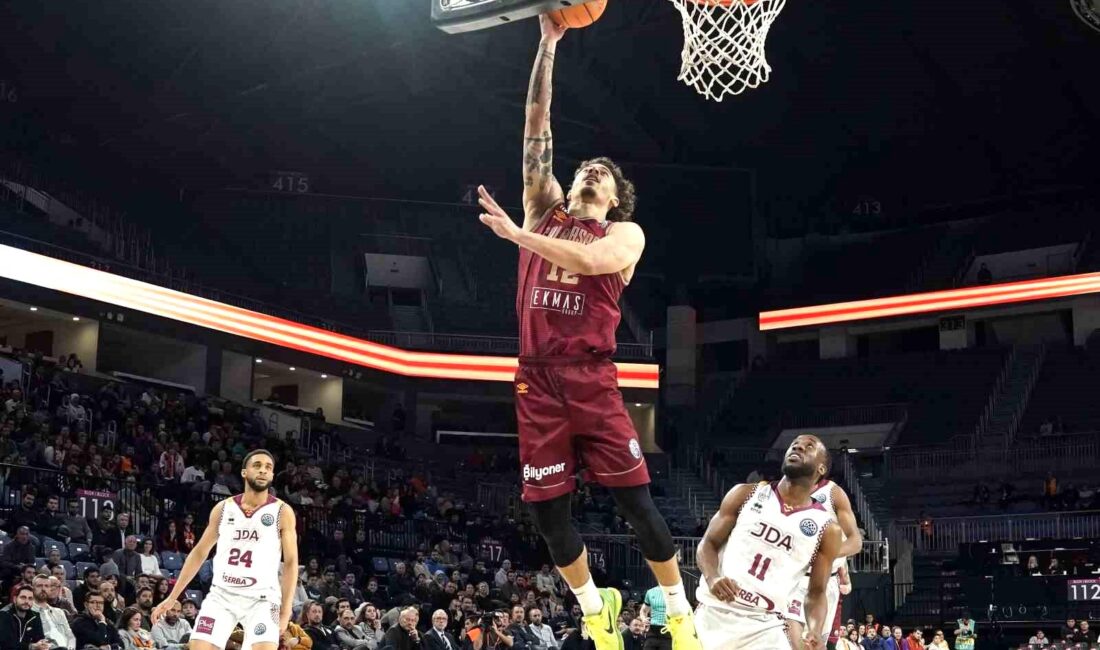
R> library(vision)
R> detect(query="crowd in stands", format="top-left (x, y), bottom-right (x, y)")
top-left (833, 612), bottom-right (959, 650)
top-left (0, 346), bottom-right (672, 650)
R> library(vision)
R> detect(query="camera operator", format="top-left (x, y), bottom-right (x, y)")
top-left (481, 611), bottom-right (514, 650)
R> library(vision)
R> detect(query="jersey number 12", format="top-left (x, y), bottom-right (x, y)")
top-left (748, 553), bottom-right (772, 581)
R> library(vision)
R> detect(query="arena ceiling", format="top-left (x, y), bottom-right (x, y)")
top-left (1, 0), bottom-right (1098, 241)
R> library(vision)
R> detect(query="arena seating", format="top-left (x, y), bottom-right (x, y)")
top-left (702, 348), bottom-right (1006, 448)
top-left (1020, 345), bottom-right (1100, 436)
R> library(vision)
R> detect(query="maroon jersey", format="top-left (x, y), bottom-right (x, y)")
top-left (517, 203), bottom-right (625, 358)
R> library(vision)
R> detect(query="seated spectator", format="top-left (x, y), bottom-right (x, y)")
top-left (100, 580), bottom-right (124, 624)
top-left (151, 601), bottom-right (192, 650)
top-left (0, 526), bottom-right (35, 579)
top-left (861, 627), bottom-right (886, 650)
top-left (621, 619), bottom-right (644, 650)
top-left (139, 539), bottom-right (163, 577)
top-left (1025, 555), bottom-right (1040, 575)
top-left (10, 564), bottom-right (38, 604)
top-left (157, 521), bottom-right (181, 553)
top-left (1028, 630), bottom-right (1049, 646)
top-left (301, 601), bottom-right (338, 650)
top-left (882, 626), bottom-right (899, 650)
top-left (36, 494), bottom-right (67, 540)
top-left (33, 573), bottom-right (76, 650)
top-left (62, 498), bottom-right (93, 544)
top-left (180, 600), bottom-right (199, 628)
top-left (71, 593), bottom-right (123, 650)
top-left (9, 491), bottom-right (41, 534)
top-left (114, 535), bottom-right (144, 578)
top-left (383, 607), bottom-right (422, 650)
top-left (1074, 620), bottom-right (1093, 644)
top-left (926, 630), bottom-right (948, 650)
top-left (334, 608), bottom-right (376, 650)
top-left (47, 573), bottom-right (77, 616)
top-left (285, 617), bottom-right (315, 650)
top-left (837, 628), bottom-right (862, 650)
top-left (0, 585), bottom-right (49, 650)
top-left (118, 607), bottom-right (156, 650)
top-left (559, 620), bottom-right (593, 650)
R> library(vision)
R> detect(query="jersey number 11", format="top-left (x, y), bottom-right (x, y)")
top-left (748, 553), bottom-right (772, 581)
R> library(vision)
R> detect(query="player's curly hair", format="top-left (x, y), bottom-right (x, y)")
top-left (575, 157), bottom-right (636, 223)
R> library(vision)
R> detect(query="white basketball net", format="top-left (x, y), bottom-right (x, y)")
top-left (667, 0), bottom-right (787, 102)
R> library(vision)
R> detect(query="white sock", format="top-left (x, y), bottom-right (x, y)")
top-left (571, 577), bottom-right (604, 616)
top-left (661, 581), bottom-right (691, 618)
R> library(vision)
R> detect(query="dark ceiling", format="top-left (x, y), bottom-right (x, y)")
top-left (1, 0), bottom-right (1098, 238)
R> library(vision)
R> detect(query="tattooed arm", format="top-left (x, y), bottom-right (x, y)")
top-left (522, 16), bottom-right (567, 231)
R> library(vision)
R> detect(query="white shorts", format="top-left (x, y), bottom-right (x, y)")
top-left (787, 574), bottom-right (841, 626)
top-left (695, 603), bottom-right (793, 650)
top-left (191, 588), bottom-right (282, 649)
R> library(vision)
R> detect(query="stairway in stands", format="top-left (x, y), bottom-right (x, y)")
top-left (978, 344), bottom-right (1046, 447)
top-left (894, 552), bottom-right (964, 629)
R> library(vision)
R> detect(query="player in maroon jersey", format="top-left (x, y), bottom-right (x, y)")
top-left (474, 15), bottom-right (701, 650)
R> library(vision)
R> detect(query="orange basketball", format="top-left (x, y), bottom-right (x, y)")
top-left (547, 0), bottom-right (608, 29)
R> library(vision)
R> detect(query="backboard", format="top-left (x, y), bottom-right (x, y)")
top-left (432, 0), bottom-right (578, 34)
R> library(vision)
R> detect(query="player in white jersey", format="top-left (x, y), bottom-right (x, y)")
top-left (151, 449), bottom-right (299, 650)
top-left (696, 435), bottom-right (842, 650)
top-left (784, 479), bottom-right (862, 647)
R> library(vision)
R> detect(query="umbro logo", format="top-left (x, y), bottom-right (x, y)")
top-left (516, 383), bottom-right (529, 395)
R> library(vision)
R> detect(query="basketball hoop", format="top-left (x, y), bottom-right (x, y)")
top-left (667, 0), bottom-right (787, 102)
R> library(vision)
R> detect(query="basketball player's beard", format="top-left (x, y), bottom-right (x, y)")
top-left (245, 477), bottom-right (270, 493)
top-left (781, 459), bottom-right (817, 481)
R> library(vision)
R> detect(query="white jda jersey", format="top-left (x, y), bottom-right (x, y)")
top-left (697, 482), bottom-right (835, 614)
top-left (212, 494), bottom-right (284, 600)
top-left (811, 480), bottom-right (847, 572)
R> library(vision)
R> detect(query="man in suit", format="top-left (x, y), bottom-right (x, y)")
top-left (425, 610), bottom-right (460, 650)
top-left (382, 607), bottom-right (421, 650)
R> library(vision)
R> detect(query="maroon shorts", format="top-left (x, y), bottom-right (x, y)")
top-left (515, 356), bottom-right (650, 502)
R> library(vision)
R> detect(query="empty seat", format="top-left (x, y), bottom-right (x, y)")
top-left (41, 539), bottom-right (68, 559)
top-left (68, 543), bottom-right (91, 560)
top-left (183, 589), bottom-right (204, 606)
top-left (372, 557), bottom-right (389, 574)
top-left (161, 552), bottom-right (184, 572)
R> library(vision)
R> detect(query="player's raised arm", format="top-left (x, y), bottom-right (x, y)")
top-left (697, 482), bottom-right (756, 603)
top-left (830, 487), bottom-right (863, 558)
top-left (521, 15), bottom-right (567, 230)
top-left (803, 524), bottom-right (843, 650)
top-left (278, 504), bottom-right (300, 634)
top-left (151, 500), bottom-right (225, 624)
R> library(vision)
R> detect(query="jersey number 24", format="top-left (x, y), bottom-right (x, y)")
top-left (228, 548), bottom-right (254, 568)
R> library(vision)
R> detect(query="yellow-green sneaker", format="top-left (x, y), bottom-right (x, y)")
top-left (582, 588), bottom-right (623, 650)
top-left (665, 612), bottom-right (702, 650)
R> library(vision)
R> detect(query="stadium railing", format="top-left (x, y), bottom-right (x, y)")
top-left (890, 510), bottom-right (1100, 553)
top-left (883, 430), bottom-right (1100, 481)
top-left (0, 228), bottom-right (653, 359)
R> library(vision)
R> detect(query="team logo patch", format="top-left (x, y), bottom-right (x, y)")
top-left (196, 617), bottom-right (216, 635)
top-left (254, 624), bottom-right (267, 636)
top-left (812, 493), bottom-right (827, 504)
top-left (516, 383), bottom-right (528, 395)
top-left (799, 518), bottom-right (819, 537)
top-left (261, 513), bottom-right (275, 526)
top-left (788, 599), bottom-right (802, 616)
top-left (629, 439), bottom-right (642, 459)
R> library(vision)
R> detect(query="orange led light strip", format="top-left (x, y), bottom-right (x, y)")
top-left (0, 244), bottom-right (659, 388)
top-left (759, 271), bottom-right (1100, 331)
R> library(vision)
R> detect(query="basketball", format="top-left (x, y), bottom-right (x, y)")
top-left (547, 0), bottom-right (608, 29)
